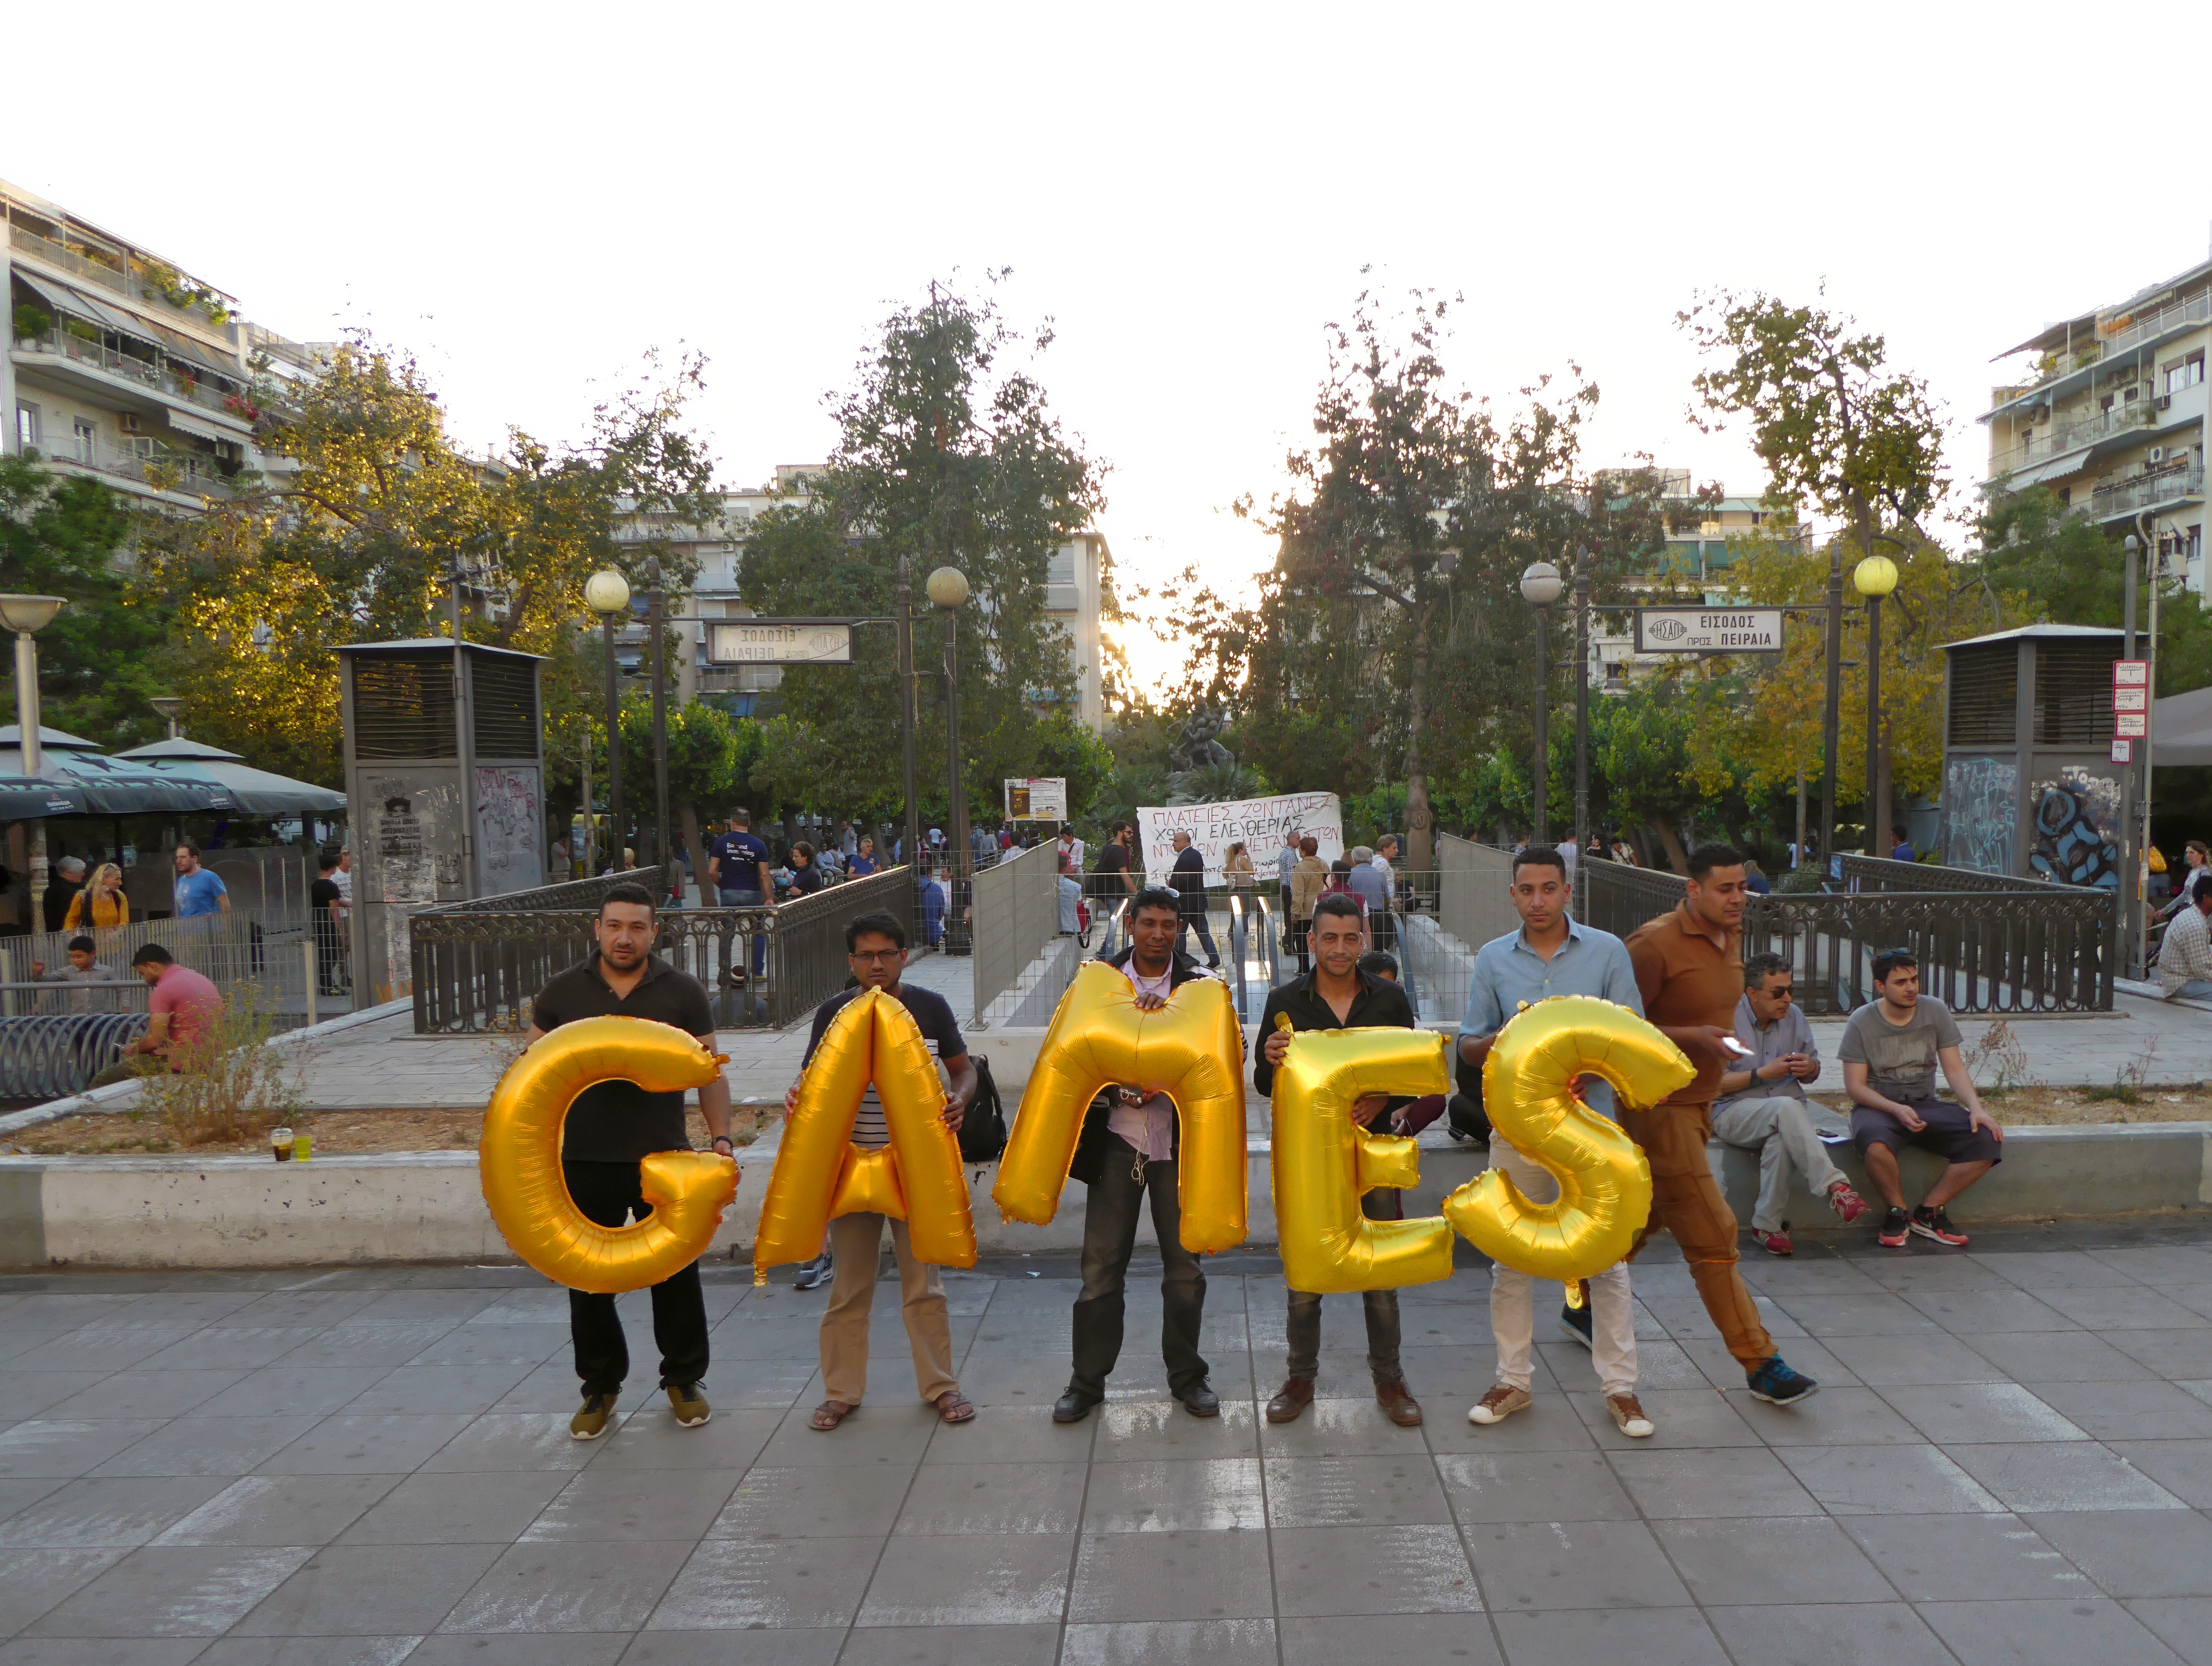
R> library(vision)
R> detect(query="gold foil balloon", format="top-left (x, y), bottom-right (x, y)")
top-left (481, 1015), bottom-right (736, 1295)
top-left (1440, 994), bottom-right (1690, 1284)
top-left (991, 960), bottom-right (1247, 1254)
top-left (1270, 1025), bottom-right (1457, 1295)
top-left (754, 989), bottom-right (978, 1273)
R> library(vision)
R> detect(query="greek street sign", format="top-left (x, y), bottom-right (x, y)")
top-left (1635, 607), bottom-right (1785, 654)
top-left (705, 621), bottom-right (854, 664)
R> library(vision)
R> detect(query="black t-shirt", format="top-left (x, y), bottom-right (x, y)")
top-left (789, 863), bottom-right (824, 896)
top-left (44, 880), bottom-right (82, 935)
top-left (532, 954), bottom-right (716, 1162)
top-left (1095, 844), bottom-right (1130, 880)
top-left (310, 877), bottom-right (342, 935)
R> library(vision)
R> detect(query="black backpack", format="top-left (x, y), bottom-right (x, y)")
top-left (958, 1054), bottom-right (1009, 1163)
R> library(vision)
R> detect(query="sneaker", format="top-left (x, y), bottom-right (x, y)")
top-left (1606, 1392), bottom-right (1655, 1438)
top-left (1827, 1181), bottom-right (1870, 1224)
top-left (1745, 1356), bottom-right (1819, 1406)
top-left (792, 1251), bottom-right (834, 1292)
top-left (1911, 1206), bottom-right (1969, 1247)
top-left (1557, 1292), bottom-right (1595, 1350)
top-left (1876, 1207), bottom-right (1911, 1249)
top-left (1468, 1384), bottom-right (1533, 1425)
top-left (666, 1383), bottom-right (710, 1427)
top-left (1751, 1227), bottom-right (1794, 1257)
top-left (570, 1392), bottom-right (617, 1440)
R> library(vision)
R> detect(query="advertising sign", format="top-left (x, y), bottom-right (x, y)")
top-left (2113, 658), bottom-right (2150, 688)
top-left (2116, 711), bottom-right (2148, 738)
top-left (706, 621), bottom-right (853, 664)
top-left (2113, 686), bottom-right (2148, 714)
top-left (1635, 608), bottom-right (1784, 653)
top-left (1135, 791), bottom-right (1344, 885)
top-left (1003, 777), bottom-right (1069, 820)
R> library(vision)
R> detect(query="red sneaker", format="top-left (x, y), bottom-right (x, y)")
top-left (1911, 1206), bottom-right (1969, 1247)
top-left (1877, 1207), bottom-right (1911, 1248)
top-left (1751, 1227), bottom-right (1794, 1257)
top-left (1826, 1181), bottom-right (1869, 1224)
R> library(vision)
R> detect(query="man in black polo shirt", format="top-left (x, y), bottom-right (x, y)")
top-left (1254, 891), bottom-right (1425, 1428)
top-left (527, 882), bottom-right (734, 1441)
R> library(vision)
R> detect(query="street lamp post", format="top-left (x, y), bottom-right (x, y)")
top-left (1520, 561), bottom-right (1564, 845)
top-left (1820, 542), bottom-right (1845, 878)
top-left (0, 595), bottom-right (64, 779)
top-left (1572, 543), bottom-right (1592, 867)
top-left (928, 566), bottom-right (971, 947)
top-left (584, 569), bottom-right (631, 874)
top-left (898, 554), bottom-right (920, 886)
top-left (2121, 533), bottom-right (2143, 975)
top-left (150, 696), bottom-right (184, 740)
top-left (1853, 555), bottom-right (1899, 859)
top-left (645, 558), bottom-right (672, 892)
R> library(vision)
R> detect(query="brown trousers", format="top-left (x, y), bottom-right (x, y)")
top-left (1620, 1101), bottom-right (1775, 1371)
top-left (820, 1212), bottom-right (959, 1406)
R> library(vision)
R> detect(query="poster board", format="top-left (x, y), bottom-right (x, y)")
top-left (1003, 777), bottom-right (1068, 820)
top-left (1136, 791), bottom-right (1344, 885)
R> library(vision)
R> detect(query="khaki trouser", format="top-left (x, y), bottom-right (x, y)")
top-left (1621, 1101), bottom-right (1775, 1372)
top-left (1486, 1139), bottom-right (1638, 1398)
top-left (820, 1212), bottom-right (958, 1406)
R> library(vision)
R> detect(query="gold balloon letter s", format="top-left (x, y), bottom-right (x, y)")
top-left (992, 961), bottom-right (1247, 1255)
top-left (1441, 994), bottom-right (1692, 1284)
top-left (482, 1016), bottom-right (737, 1296)
top-left (1271, 1026), bottom-right (1457, 1295)
top-left (753, 989), bottom-right (978, 1274)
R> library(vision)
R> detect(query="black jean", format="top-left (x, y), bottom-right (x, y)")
top-left (1284, 1188), bottom-right (1403, 1383)
top-left (564, 1160), bottom-right (709, 1396)
top-left (1071, 1136), bottom-right (1208, 1398)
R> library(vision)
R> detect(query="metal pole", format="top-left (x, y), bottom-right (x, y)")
top-left (898, 555), bottom-right (920, 887)
top-left (1864, 591), bottom-right (1883, 857)
top-left (578, 731), bottom-right (594, 878)
top-left (1573, 545), bottom-right (1590, 861)
top-left (944, 608), bottom-right (966, 946)
top-left (1795, 763), bottom-right (1807, 871)
top-left (1532, 605), bottom-right (1550, 844)
top-left (13, 631), bottom-right (42, 779)
top-left (2142, 512), bottom-right (2161, 959)
top-left (602, 615), bottom-right (624, 871)
top-left (2120, 535), bottom-right (2141, 975)
top-left (1820, 543), bottom-right (1843, 878)
top-left (649, 577), bottom-right (671, 889)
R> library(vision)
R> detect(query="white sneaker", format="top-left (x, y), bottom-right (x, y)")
top-left (1606, 1393), bottom-right (1654, 1438)
top-left (1468, 1384), bottom-right (1532, 1425)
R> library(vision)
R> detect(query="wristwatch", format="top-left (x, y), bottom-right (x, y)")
top-left (710, 1135), bottom-right (735, 1152)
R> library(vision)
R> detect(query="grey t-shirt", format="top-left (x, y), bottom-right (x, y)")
top-left (1837, 996), bottom-right (1963, 1104)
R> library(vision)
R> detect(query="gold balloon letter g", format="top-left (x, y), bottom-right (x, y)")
top-left (481, 1015), bottom-right (737, 1296)
top-left (1440, 994), bottom-right (1692, 1285)
top-left (992, 961), bottom-right (1248, 1255)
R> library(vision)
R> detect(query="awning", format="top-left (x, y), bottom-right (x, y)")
top-left (14, 270), bottom-right (236, 383)
top-left (114, 741), bottom-right (344, 815)
top-left (0, 745), bottom-right (231, 815)
top-left (165, 408), bottom-right (230, 444)
top-left (2152, 686), bottom-right (2212, 768)
top-left (0, 774), bottom-right (87, 821)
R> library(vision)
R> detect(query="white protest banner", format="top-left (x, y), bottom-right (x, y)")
top-left (1136, 791), bottom-right (1344, 885)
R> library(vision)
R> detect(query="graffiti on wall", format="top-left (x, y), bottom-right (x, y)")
top-left (1944, 756), bottom-right (2018, 875)
top-left (2028, 768), bottom-right (2121, 889)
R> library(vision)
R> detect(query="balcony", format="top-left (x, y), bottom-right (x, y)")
top-left (44, 441), bottom-right (237, 500)
top-left (14, 329), bottom-right (256, 428)
top-left (9, 226), bottom-right (236, 338)
top-left (1987, 399), bottom-right (2162, 478)
top-left (1995, 289), bottom-right (2212, 411)
top-left (2090, 464), bottom-right (2205, 523)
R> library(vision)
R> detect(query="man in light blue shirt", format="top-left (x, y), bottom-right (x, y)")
top-left (1457, 845), bottom-right (1652, 1439)
top-left (172, 843), bottom-right (229, 918)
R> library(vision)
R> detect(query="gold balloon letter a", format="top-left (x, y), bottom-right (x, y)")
top-left (992, 960), bottom-right (1247, 1254)
top-left (1441, 994), bottom-right (1691, 1283)
top-left (482, 1015), bottom-right (737, 1296)
top-left (1272, 1026), bottom-right (1457, 1295)
top-left (754, 989), bottom-right (978, 1273)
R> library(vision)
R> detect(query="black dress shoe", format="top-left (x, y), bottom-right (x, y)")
top-left (1177, 1382), bottom-right (1221, 1418)
top-left (1053, 1388), bottom-right (1101, 1424)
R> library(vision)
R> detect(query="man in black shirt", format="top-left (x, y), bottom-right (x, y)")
top-left (526, 882), bottom-right (734, 1442)
top-left (1168, 830), bottom-right (1221, 970)
top-left (310, 852), bottom-right (346, 995)
top-left (1253, 892), bottom-right (1425, 1428)
top-left (43, 856), bottom-right (84, 936)
top-left (784, 910), bottom-right (978, 1431)
top-left (1091, 821), bottom-right (1137, 914)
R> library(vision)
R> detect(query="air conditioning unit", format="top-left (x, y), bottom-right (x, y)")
top-left (117, 411), bottom-right (144, 435)
top-left (2149, 447), bottom-right (2168, 464)
top-left (2157, 394), bottom-right (2173, 411)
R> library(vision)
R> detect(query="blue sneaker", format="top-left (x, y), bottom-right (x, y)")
top-left (1745, 1356), bottom-right (1819, 1406)
top-left (1557, 1291), bottom-right (1595, 1350)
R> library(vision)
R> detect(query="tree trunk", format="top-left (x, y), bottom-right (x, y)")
top-left (1404, 606), bottom-right (1437, 874)
top-left (680, 805), bottom-right (713, 908)
top-left (1650, 818), bottom-right (1691, 875)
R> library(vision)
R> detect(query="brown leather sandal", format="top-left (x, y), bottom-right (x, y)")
top-left (934, 1390), bottom-right (976, 1424)
top-left (810, 1399), bottom-right (857, 1431)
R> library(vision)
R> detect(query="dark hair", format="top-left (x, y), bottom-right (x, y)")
top-left (67, 935), bottom-right (96, 955)
top-left (790, 841), bottom-right (814, 863)
top-left (175, 841), bottom-right (200, 858)
top-left (599, 881), bottom-right (656, 917)
top-left (131, 944), bottom-right (174, 968)
top-left (1891, 823), bottom-right (1910, 841)
top-left (1511, 844), bottom-right (1568, 881)
top-left (1329, 859), bottom-right (1352, 878)
top-left (1130, 886), bottom-right (1181, 921)
top-left (1686, 843), bottom-right (1746, 879)
top-left (1299, 836), bottom-right (1318, 857)
top-left (1357, 950), bottom-right (1398, 978)
top-left (318, 850), bottom-right (339, 872)
top-left (1111, 820), bottom-right (1132, 837)
top-left (731, 808), bottom-right (751, 825)
top-left (845, 910), bottom-right (906, 951)
top-left (1871, 947), bottom-right (1918, 982)
top-left (1313, 893), bottom-right (1364, 925)
top-left (1744, 951), bottom-right (1790, 986)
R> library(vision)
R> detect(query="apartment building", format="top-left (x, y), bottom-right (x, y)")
top-left (615, 466), bottom-right (1112, 733)
top-left (3, 179), bottom-right (290, 509)
top-left (1983, 255), bottom-right (2209, 592)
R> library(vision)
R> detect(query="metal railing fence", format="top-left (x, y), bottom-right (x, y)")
top-left (0, 1012), bottom-right (150, 1101)
top-left (971, 841), bottom-right (1065, 1019)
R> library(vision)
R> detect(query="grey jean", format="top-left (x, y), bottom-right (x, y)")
top-left (1709, 1093), bottom-right (1851, 1234)
top-left (1070, 1136), bottom-right (1209, 1398)
top-left (1284, 1189), bottom-right (1403, 1383)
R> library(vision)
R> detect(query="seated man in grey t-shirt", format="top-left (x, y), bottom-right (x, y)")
top-left (1836, 948), bottom-right (2004, 1251)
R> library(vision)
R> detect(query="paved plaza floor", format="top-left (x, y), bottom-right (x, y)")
top-left (2, 1224), bottom-right (2212, 1664)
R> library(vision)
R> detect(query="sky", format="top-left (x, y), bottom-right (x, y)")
top-left (11, 1), bottom-right (2208, 687)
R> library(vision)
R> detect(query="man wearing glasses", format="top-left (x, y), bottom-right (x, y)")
top-left (1711, 952), bottom-right (1867, 1257)
top-left (784, 911), bottom-right (979, 1431)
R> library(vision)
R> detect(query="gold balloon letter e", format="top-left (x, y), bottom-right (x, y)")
top-left (1440, 994), bottom-right (1690, 1283)
top-left (482, 1015), bottom-right (737, 1295)
top-left (992, 960), bottom-right (1247, 1254)
top-left (754, 989), bottom-right (979, 1273)
top-left (1272, 1026), bottom-right (1457, 1295)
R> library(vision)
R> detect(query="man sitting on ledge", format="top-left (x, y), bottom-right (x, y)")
top-left (2158, 882), bottom-right (2212, 1000)
top-left (88, 945), bottom-right (222, 1086)
top-left (1839, 948), bottom-right (2003, 1249)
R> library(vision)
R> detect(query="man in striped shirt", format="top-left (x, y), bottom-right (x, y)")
top-left (2161, 885), bottom-right (2212, 999)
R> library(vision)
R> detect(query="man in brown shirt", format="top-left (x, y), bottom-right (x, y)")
top-left (1624, 844), bottom-right (1819, 1407)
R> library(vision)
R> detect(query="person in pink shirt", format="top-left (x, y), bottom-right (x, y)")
top-left (88, 945), bottom-right (224, 1086)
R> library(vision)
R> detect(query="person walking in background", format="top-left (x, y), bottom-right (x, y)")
top-left (1222, 840), bottom-right (1256, 896)
top-left (1276, 828), bottom-right (1302, 945)
top-left (1290, 835), bottom-right (1327, 974)
top-left (1348, 846), bottom-right (1392, 949)
top-left (1624, 844), bottom-right (1819, 1406)
top-left (1058, 854), bottom-right (1085, 937)
top-left (708, 809), bottom-right (772, 985)
top-left (848, 836), bottom-right (881, 878)
top-left (1168, 830), bottom-right (1221, 969)
top-left (1093, 821), bottom-right (1139, 913)
top-left (1459, 846), bottom-right (1652, 1438)
top-left (1611, 836), bottom-right (1639, 867)
top-left (171, 844), bottom-right (228, 917)
top-left (43, 856), bottom-right (85, 935)
top-left (1711, 952), bottom-right (1866, 1256)
top-left (311, 852), bottom-right (347, 995)
top-left (1585, 831), bottom-right (1609, 866)
top-left (64, 862), bottom-right (127, 931)
top-left (1890, 822), bottom-right (1917, 862)
top-left (527, 882), bottom-right (734, 1441)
